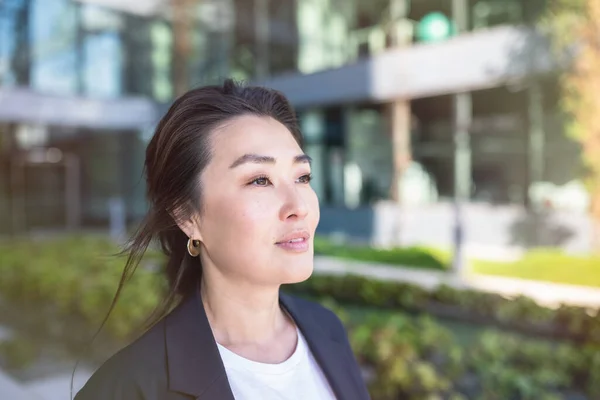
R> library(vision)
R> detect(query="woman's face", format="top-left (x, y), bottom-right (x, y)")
top-left (194, 115), bottom-right (320, 286)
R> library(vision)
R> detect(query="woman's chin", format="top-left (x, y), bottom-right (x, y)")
top-left (280, 263), bottom-right (314, 285)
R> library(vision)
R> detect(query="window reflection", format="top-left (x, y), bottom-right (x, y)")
top-left (30, 0), bottom-right (79, 94)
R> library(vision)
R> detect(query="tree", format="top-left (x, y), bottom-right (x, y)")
top-left (541, 0), bottom-right (600, 251)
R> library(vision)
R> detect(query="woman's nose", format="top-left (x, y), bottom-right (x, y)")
top-left (279, 185), bottom-right (309, 221)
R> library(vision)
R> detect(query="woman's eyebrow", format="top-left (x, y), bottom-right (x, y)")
top-left (229, 153), bottom-right (312, 169)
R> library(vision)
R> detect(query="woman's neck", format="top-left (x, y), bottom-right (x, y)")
top-left (199, 276), bottom-right (291, 347)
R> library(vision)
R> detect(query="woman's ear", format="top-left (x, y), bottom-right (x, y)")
top-left (171, 209), bottom-right (203, 242)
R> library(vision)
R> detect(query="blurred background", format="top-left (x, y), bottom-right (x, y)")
top-left (0, 0), bottom-right (599, 399)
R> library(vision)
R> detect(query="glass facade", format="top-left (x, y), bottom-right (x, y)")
top-left (0, 0), bottom-right (173, 99)
top-left (411, 79), bottom-right (569, 207)
top-left (30, 0), bottom-right (80, 95)
top-left (345, 106), bottom-right (394, 205)
top-left (0, 0), bottom-right (549, 99)
top-left (0, 0), bottom-right (32, 86)
top-left (0, 0), bottom-right (560, 233)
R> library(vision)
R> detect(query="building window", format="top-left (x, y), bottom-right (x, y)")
top-left (0, 0), bottom-right (32, 86)
top-left (345, 105), bottom-right (393, 205)
top-left (30, 0), bottom-right (79, 95)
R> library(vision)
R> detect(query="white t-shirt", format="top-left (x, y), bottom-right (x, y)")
top-left (217, 327), bottom-right (337, 400)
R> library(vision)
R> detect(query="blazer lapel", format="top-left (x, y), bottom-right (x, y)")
top-left (164, 290), bottom-right (366, 400)
top-left (164, 292), bottom-right (235, 400)
top-left (280, 294), bottom-right (368, 400)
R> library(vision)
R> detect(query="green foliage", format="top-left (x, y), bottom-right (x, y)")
top-left (326, 300), bottom-right (599, 399)
top-left (1, 235), bottom-right (600, 398)
top-left (284, 274), bottom-right (600, 344)
top-left (313, 236), bottom-right (450, 270)
top-left (471, 332), bottom-right (570, 399)
top-left (0, 337), bottom-right (39, 370)
top-left (351, 313), bottom-right (464, 399)
top-left (586, 344), bottom-right (600, 398)
top-left (0, 236), bottom-right (165, 341)
top-left (539, 0), bottom-right (587, 50)
top-left (540, 0), bottom-right (600, 249)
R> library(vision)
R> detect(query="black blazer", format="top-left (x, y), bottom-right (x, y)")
top-left (75, 290), bottom-right (371, 400)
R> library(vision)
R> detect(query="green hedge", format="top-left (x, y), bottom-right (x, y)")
top-left (1, 236), bottom-right (597, 345)
top-left (1, 236), bottom-right (599, 399)
top-left (313, 236), bottom-right (450, 270)
top-left (0, 236), bottom-right (165, 342)
top-left (283, 275), bottom-right (600, 345)
top-left (0, 237), bottom-right (600, 343)
top-left (327, 302), bottom-right (600, 400)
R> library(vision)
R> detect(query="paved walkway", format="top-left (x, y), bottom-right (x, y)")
top-left (25, 369), bottom-right (92, 400)
top-left (0, 370), bottom-right (42, 400)
top-left (0, 325), bottom-right (42, 399)
top-left (313, 256), bottom-right (600, 309)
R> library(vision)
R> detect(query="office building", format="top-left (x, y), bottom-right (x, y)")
top-left (1, 0), bottom-right (586, 250)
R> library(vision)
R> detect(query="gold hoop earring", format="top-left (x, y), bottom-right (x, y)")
top-left (187, 238), bottom-right (201, 257)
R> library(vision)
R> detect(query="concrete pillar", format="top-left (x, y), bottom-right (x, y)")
top-left (388, 100), bottom-right (412, 203)
top-left (452, 91), bottom-right (472, 275)
top-left (452, 0), bottom-right (472, 275)
top-left (453, 92), bottom-right (472, 204)
top-left (172, 0), bottom-right (195, 96)
top-left (389, 0), bottom-right (411, 47)
top-left (527, 81), bottom-right (545, 208)
top-left (65, 154), bottom-right (81, 230)
top-left (254, 0), bottom-right (270, 80)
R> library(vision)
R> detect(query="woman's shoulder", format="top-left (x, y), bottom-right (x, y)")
top-left (75, 320), bottom-right (169, 400)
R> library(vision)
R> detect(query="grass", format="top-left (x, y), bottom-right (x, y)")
top-left (313, 236), bottom-right (451, 271)
top-left (471, 249), bottom-right (600, 288)
top-left (314, 235), bottom-right (600, 289)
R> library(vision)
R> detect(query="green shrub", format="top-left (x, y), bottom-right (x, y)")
top-left (0, 337), bottom-right (39, 370)
top-left (495, 295), bottom-right (556, 326)
top-left (347, 310), bottom-right (466, 399)
top-left (1, 235), bottom-right (600, 399)
top-left (0, 236), bottom-right (164, 341)
top-left (585, 344), bottom-right (600, 398)
top-left (469, 331), bottom-right (575, 399)
top-left (325, 300), bottom-right (598, 400)
top-left (313, 236), bottom-right (450, 270)
top-left (284, 274), bottom-right (600, 344)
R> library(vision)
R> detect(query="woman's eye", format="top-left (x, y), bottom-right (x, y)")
top-left (297, 174), bottom-right (312, 184)
top-left (250, 176), bottom-right (271, 186)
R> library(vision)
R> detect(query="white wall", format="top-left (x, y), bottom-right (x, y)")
top-left (372, 201), bottom-right (594, 258)
top-left (260, 25), bottom-right (557, 106)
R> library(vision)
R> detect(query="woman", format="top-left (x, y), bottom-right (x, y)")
top-left (74, 80), bottom-right (371, 400)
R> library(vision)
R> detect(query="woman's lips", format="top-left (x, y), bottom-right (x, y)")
top-left (275, 231), bottom-right (310, 252)
top-left (275, 237), bottom-right (309, 252)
